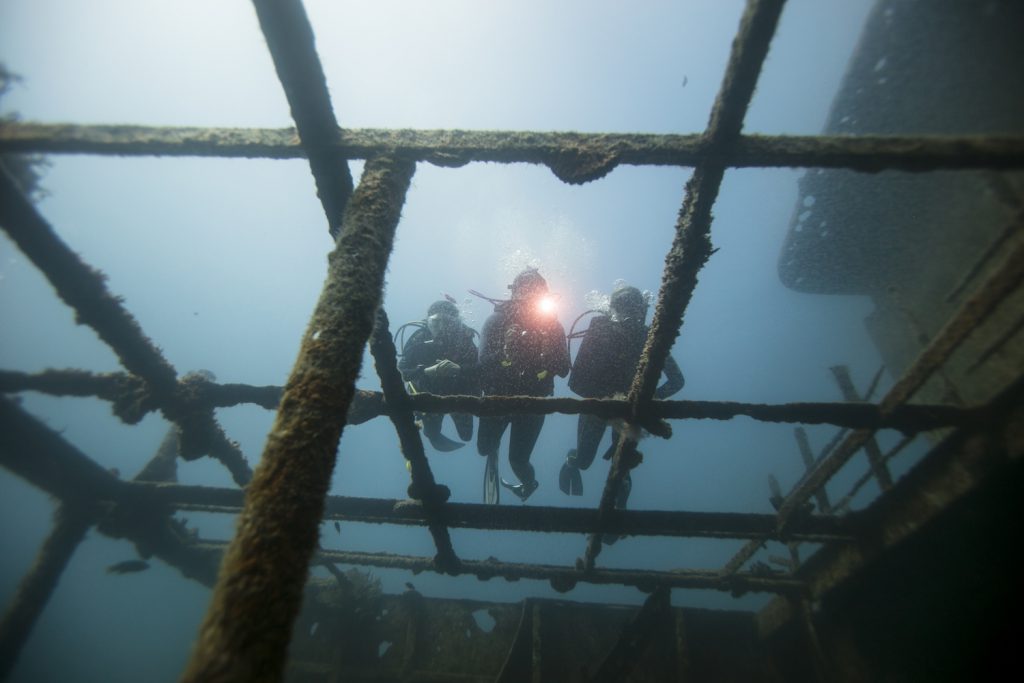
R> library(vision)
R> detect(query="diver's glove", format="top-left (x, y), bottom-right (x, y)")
top-left (424, 359), bottom-right (461, 379)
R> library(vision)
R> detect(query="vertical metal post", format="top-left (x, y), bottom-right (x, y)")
top-left (368, 310), bottom-right (459, 572)
top-left (180, 155), bottom-right (415, 683)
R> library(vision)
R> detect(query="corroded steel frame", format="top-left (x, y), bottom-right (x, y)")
top-left (1, 0), bottom-right (1022, 680)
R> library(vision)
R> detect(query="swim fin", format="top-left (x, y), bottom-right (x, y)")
top-left (500, 477), bottom-right (539, 502)
top-left (425, 431), bottom-right (465, 452)
top-left (484, 453), bottom-right (500, 505)
top-left (558, 450), bottom-right (583, 496)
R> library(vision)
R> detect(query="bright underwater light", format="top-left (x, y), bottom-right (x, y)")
top-left (536, 295), bottom-right (557, 316)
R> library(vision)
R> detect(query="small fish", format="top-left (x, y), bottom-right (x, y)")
top-left (405, 582), bottom-right (416, 591)
top-left (681, 75), bottom-right (688, 88)
top-left (333, 521), bottom-right (341, 534)
top-left (106, 560), bottom-right (150, 575)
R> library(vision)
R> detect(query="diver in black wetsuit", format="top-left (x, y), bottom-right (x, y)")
top-left (398, 300), bottom-right (480, 452)
top-left (560, 285), bottom-right (684, 503)
top-left (477, 269), bottom-right (570, 502)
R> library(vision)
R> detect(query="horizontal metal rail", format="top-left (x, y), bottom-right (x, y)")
top-left (3, 124), bottom-right (1024, 176)
top-left (185, 542), bottom-right (804, 596)
top-left (126, 481), bottom-right (852, 542)
top-left (1, 368), bottom-right (977, 432)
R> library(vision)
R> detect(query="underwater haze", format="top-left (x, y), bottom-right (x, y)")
top-left (0, 1), bottom-right (929, 680)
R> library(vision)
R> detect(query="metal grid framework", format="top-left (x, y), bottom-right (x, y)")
top-left (1, 0), bottom-right (1023, 680)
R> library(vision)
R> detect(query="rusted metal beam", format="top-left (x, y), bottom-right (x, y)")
top-left (0, 165), bottom-right (177, 394)
top-left (0, 504), bottom-right (94, 680)
top-left (0, 169), bottom-right (252, 485)
top-left (584, 0), bottom-right (787, 573)
top-left (0, 396), bottom-right (124, 502)
top-left (794, 428), bottom-right (832, 513)
top-left (757, 375), bottom-right (1024, 638)
top-left (832, 434), bottom-right (915, 513)
top-left (830, 366), bottom-right (894, 490)
top-left (776, 235), bottom-right (1024, 525)
top-left (180, 155), bottom-right (415, 683)
top-left (415, 393), bottom-right (975, 432)
top-left (250, 0), bottom-right (353, 237)
top-left (0, 396), bottom-right (222, 587)
top-left (127, 481), bottom-right (852, 541)
top-left (4, 123), bottom-right (1024, 175)
top-left (1, 368), bottom-right (976, 432)
top-left (187, 543), bottom-right (803, 595)
top-left (368, 310), bottom-right (460, 573)
top-left (0, 369), bottom-right (384, 424)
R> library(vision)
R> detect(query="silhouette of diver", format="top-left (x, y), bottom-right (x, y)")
top-left (398, 299), bottom-right (480, 452)
top-left (477, 269), bottom-right (570, 503)
top-left (561, 285), bottom-right (684, 505)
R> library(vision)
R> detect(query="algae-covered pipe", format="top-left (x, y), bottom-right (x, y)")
top-left (584, 0), bottom-right (787, 572)
top-left (0, 505), bottom-right (94, 680)
top-left (180, 155), bottom-right (415, 683)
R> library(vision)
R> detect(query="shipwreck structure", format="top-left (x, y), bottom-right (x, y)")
top-left (1, 0), bottom-right (1023, 681)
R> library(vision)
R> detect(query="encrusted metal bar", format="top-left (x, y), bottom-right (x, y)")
top-left (0, 397), bottom-right (222, 587)
top-left (368, 310), bottom-right (460, 572)
top-left (830, 366), bottom-right (894, 490)
top-left (0, 396), bottom-right (124, 502)
top-left (589, 586), bottom-right (672, 683)
top-left (128, 481), bottom-right (852, 541)
top-left (181, 155), bottom-right (414, 683)
top-left (946, 209), bottom-right (1023, 303)
top-left (794, 428), bottom-right (832, 513)
top-left (1, 368), bottom-right (976, 432)
top-left (250, 0), bottom-right (353, 236)
top-left (187, 543), bottom-right (803, 595)
top-left (0, 165), bottom-right (177, 394)
top-left (832, 434), bottom-right (916, 513)
top-left (0, 504), bottom-right (94, 680)
top-left (724, 241), bottom-right (1024, 576)
top-left (0, 169), bottom-right (252, 485)
top-left (415, 394), bottom-right (974, 432)
top-left (0, 369), bottom-right (381, 424)
top-left (4, 123), bottom-right (1024, 175)
top-left (584, 0), bottom-right (787, 573)
top-left (757, 376), bottom-right (1024, 639)
top-left (776, 236), bottom-right (1024, 524)
top-left (0, 368), bottom-right (143, 404)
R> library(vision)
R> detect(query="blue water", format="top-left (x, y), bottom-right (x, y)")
top-left (3, 0), bottom-right (977, 680)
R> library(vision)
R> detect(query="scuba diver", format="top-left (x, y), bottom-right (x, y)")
top-left (476, 269), bottom-right (570, 503)
top-left (397, 299), bottom-right (480, 452)
top-left (560, 285), bottom-right (684, 507)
